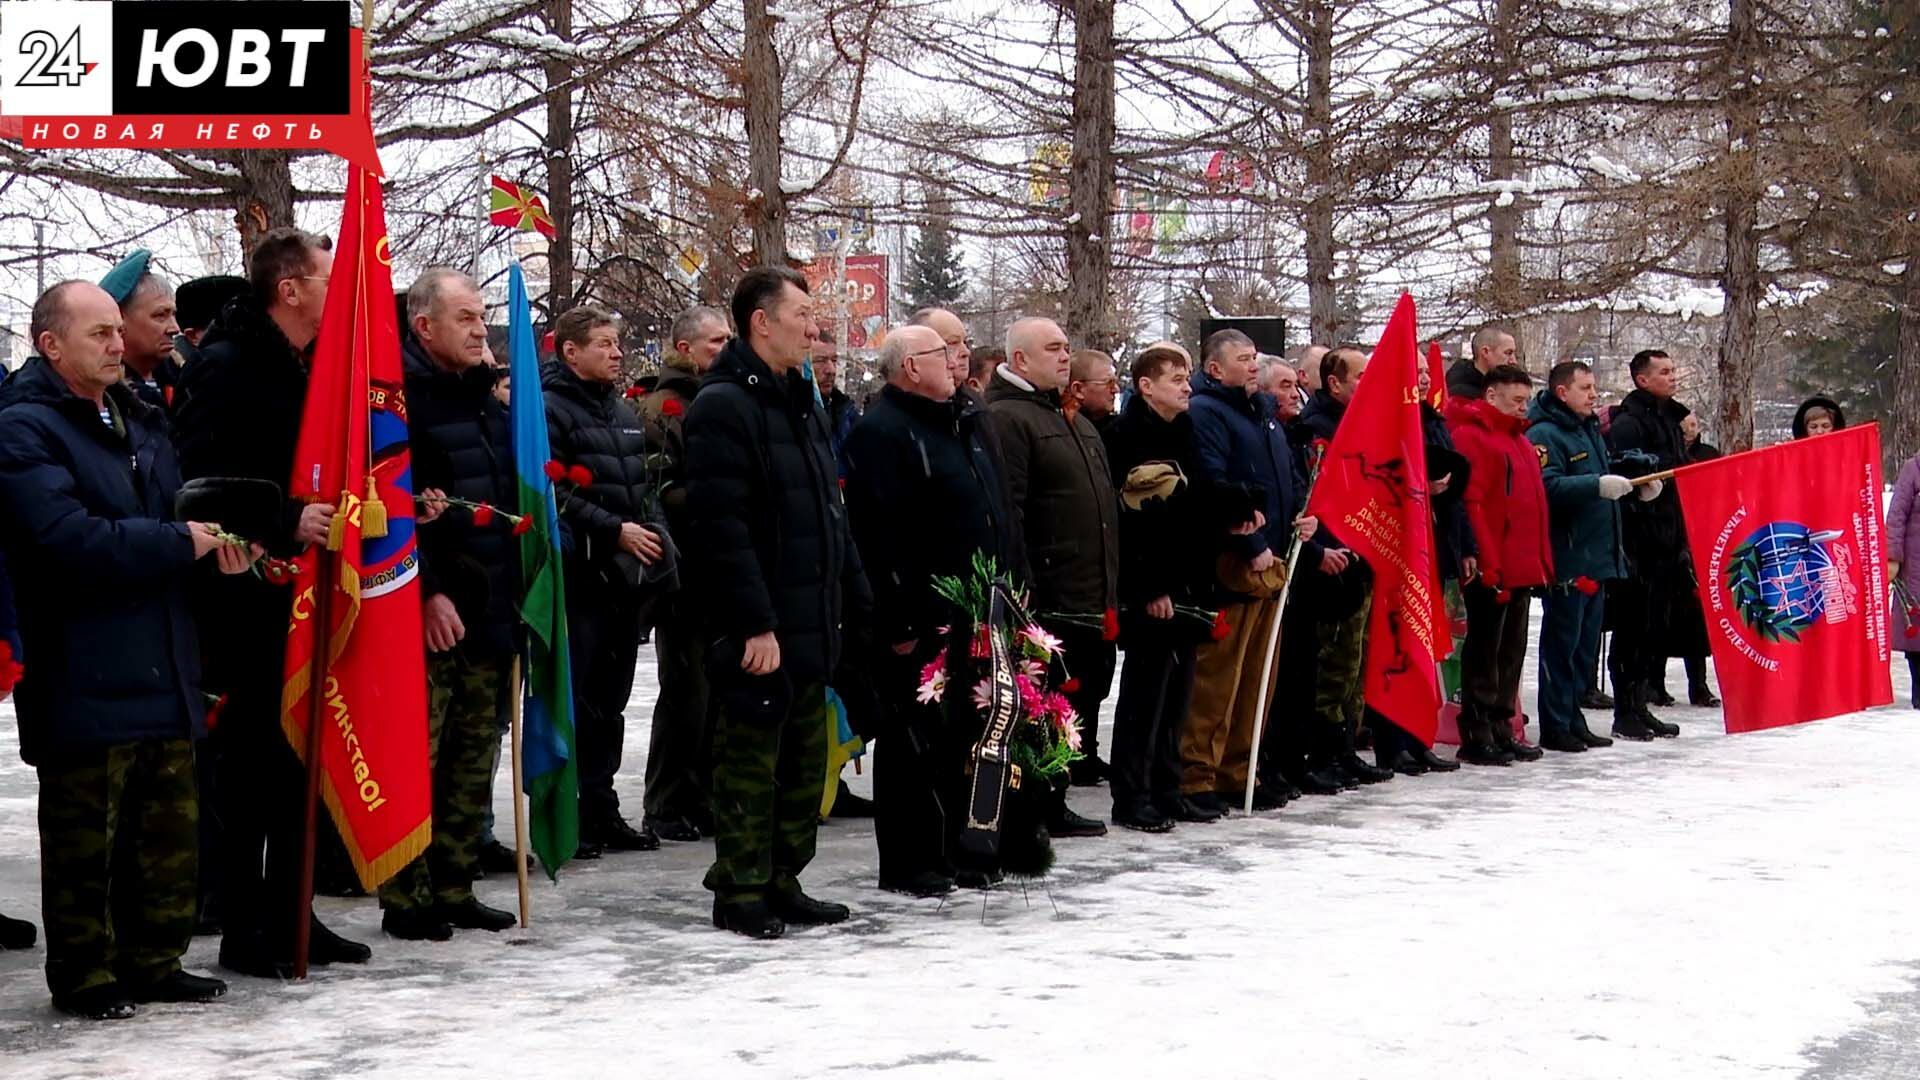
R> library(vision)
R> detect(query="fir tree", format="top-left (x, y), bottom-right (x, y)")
top-left (904, 211), bottom-right (968, 313)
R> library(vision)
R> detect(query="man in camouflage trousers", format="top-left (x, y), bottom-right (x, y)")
top-left (379, 269), bottom-right (522, 939)
top-left (0, 280), bottom-right (249, 1018)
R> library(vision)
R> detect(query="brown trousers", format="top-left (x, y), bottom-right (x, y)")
top-left (1180, 593), bottom-right (1283, 795)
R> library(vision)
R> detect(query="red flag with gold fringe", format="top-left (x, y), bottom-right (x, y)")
top-left (281, 167), bottom-right (432, 889)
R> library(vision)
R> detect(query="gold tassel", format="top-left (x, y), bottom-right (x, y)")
top-left (326, 496), bottom-right (347, 551)
top-left (360, 474), bottom-right (388, 538)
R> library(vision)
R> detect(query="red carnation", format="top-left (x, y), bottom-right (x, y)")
top-left (0, 640), bottom-right (21, 695)
top-left (1102, 607), bottom-right (1120, 642)
top-left (1060, 678), bottom-right (1082, 694)
top-left (567, 464), bottom-right (594, 487)
top-left (1908, 625), bottom-right (1918, 639)
top-left (543, 460), bottom-right (566, 481)
top-left (624, 386), bottom-right (648, 400)
top-left (471, 503), bottom-right (495, 527)
top-left (512, 515), bottom-right (534, 536)
top-left (661, 397), bottom-right (686, 418)
top-left (1495, 588), bottom-right (1514, 604)
top-left (1210, 610), bottom-right (1232, 642)
top-left (1573, 576), bottom-right (1600, 596)
top-left (205, 693), bottom-right (227, 732)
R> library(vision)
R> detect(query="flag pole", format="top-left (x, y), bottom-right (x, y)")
top-left (1242, 535), bottom-right (1307, 816)
top-left (510, 655), bottom-right (531, 927)
top-left (292, 553), bottom-right (335, 979)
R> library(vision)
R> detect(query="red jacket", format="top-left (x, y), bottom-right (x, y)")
top-left (1445, 397), bottom-right (1553, 590)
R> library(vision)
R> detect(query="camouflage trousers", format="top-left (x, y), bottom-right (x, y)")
top-left (704, 678), bottom-right (828, 903)
top-left (379, 651), bottom-right (505, 912)
top-left (37, 738), bottom-right (198, 998)
top-left (1310, 593), bottom-right (1372, 761)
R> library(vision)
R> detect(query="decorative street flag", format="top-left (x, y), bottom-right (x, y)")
top-left (490, 175), bottom-right (557, 240)
top-left (508, 262), bottom-right (579, 876)
top-left (1675, 424), bottom-right (1894, 733)
top-left (1306, 293), bottom-right (1450, 745)
top-left (281, 165), bottom-right (432, 890)
top-left (1425, 341), bottom-right (1447, 409)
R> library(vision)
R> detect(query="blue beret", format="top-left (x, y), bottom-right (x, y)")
top-left (99, 249), bottom-right (154, 305)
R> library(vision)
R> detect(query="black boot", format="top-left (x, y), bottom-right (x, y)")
top-left (479, 839), bottom-right (533, 875)
top-left (1416, 747), bottom-right (1460, 772)
top-left (309, 916), bottom-right (372, 965)
top-left (1457, 739), bottom-right (1514, 766)
top-left (584, 816), bottom-right (660, 852)
top-left (953, 867), bottom-right (1005, 890)
top-left (713, 898), bottom-right (785, 939)
top-left (1050, 804), bottom-right (1110, 838)
top-left (1293, 768), bottom-right (1348, 795)
top-left (1068, 755), bottom-right (1110, 787)
top-left (1688, 681), bottom-right (1721, 707)
top-left (1610, 713), bottom-right (1657, 742)
top-left (1336, 753), bottom-right (1394, 785)
top-left (1539, 728), bottom-right (1588, 753)
top-left (771, 889), bottom-right (850, 926)
top-left (128, 970), bottom-right (227, 1004)
top-left (1384, 750), bottom-right (1429, 776)
top-left (52, 983), bottom-right (137, 1021)
top-left (382, 907), bottom-right (454, 942)
top-left (0, 911), bottom-right (35, 950)
top-left (1571, 720), bottom-right (1614, 748)
top-left (1161, 795), bottom-right (1222, 823)
top-left (1580, 687), bottom-right (1614, 709)
top-left (829, 780), bottom-right (875, 818)
top-left (438, 897), bottom-right (517, 932)
top-left (1643, 709), bottom-right (1680, 738)
top-left (644, 816), bottom-right (703, 843)
top-left (1113, 801), bottom-right (1176, 832)
top-left (880, 871), bottom-right (956, 898)
top-left (1650, 685), bottom-right (1676, 707)
top-left (1249, 784), bottom-right (1291, 811)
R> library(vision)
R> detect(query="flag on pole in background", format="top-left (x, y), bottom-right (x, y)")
top-left (1306, 294), bottom-right (1451, 746)
top-left (490, 175), bottom-right (558, 240)
top-left (508, 262), bottom-right (579, 876)
top-left (1675, 424), bottom-right (1894, 733)
top-left (281, 166), bottom-right (432, 890)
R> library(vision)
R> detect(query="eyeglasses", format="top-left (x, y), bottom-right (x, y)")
top-left (907, 346), bottom-right (950, 364)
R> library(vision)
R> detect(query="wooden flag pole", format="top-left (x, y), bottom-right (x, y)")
top-left (292, 551), bottom-right (335, 980)
top-left (510, 655), bottom-right (531, 927)
top-left (1630, 468), bottom-right (1676, 487)
top-left (1241, 535), bottom-right (1307, 816)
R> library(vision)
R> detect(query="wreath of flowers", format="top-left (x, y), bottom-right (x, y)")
top-left (918, 553), bottom-right (1083, 781)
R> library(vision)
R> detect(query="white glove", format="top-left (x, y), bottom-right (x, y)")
top-left (1597, 475), bottom-right (1633, 500)
top-left (1637, 478), bottom-right (1665, 501)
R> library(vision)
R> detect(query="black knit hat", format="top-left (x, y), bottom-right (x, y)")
top-left (175, 275), bottom-right (250, 332)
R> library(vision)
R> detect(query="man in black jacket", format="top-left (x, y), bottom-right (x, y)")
top-left (171, 227), bottom-right (373, 978)
top-left (844, 323), bottom-right (1017, 896)
top-left (544, 305), bottom-right (671, 854)
top-left (1604, 349), bottom-right (1683, 740)
top-left (638, 305), bottom-right (730, 843)
top-left (1447, 326), bottom-right (1516, 401)
top-left (687, 267), bottom-right (872, 938)
top-left (377, 269), bottom-right (521, 939)
top-left (985, 317), bottom-right (1117, 833)
top-left (0, 281), bottom-right (248, 1019)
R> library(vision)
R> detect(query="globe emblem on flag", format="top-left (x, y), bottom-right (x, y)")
top-left (1726, 522), bottom-right (1844, 643)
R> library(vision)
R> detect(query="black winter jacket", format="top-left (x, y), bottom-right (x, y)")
top-left (0, 359), bottom-right (204, 764)
top-left (685, 338), bottom-right (871, 684)
top-left (843, 383), bottom-right (1019, 648)
top-left (543, 361), bottom-right (667, 593)
top-left (1606, 388), bottom-right (1691, 577)
top-left (405, 339), bottom-right (522, 657)
top-left (1296, 389), bottom-right (1374, 610)
top-left (984, 369), bottom-right (1120, 616)
top-left (170, 294), bottom-right (311, 696)
top-left (1103, 395), bottom-right (1256, 634)
top-left (1421, 402), bottom-right (1478, 582)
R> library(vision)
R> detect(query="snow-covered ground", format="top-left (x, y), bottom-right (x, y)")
top-left (0, 646), bottom-right (1914, 1080)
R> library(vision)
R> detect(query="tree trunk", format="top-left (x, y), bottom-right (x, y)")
top-left (743, 0), bottom-right (787, 266)
top-left (1064, 0), bottom-right (1117, 350)
top-left (233, 150), bottom-right (296, 257)
top-left (544, 0), bottom-right (576, 313)
top-left (1716, 0), bottom-right (1761, 453)
top-left (1303, 0), bottom-right (1336, 345)
top-left (1895, 263), bottom-right (1920, 470)
top-left (1485, 0), bottom-right (1521, 317)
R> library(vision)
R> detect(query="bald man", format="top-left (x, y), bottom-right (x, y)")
top-left (908, 307), bottom-right (975, 403)
top-left (984, 317), bottom-right (1117, 835)
top-left (1298, 344), bottom-right (1328, 395)
top-left (844, 324), bottom-right (1019, 896)
top-left (1449, 327), bottom-right (1516, 400)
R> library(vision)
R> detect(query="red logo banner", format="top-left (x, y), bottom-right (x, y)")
top-left (1676, 424), bottom-right (1894, 733)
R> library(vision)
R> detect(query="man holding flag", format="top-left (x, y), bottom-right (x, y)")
top-left (377, 267), bottom-right (521, 939)
top-left (1304, 296), bottom-right (1451, 767)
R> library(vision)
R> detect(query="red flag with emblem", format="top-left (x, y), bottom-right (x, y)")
top-left (281, 166), bottom-right (432, 889)
top-left (490, 175), bottom-right (558, 239)
top-left (1675, 424), bottom-right (1894, 733)
top-left (1307, 294), bottom-right (1450, 745)
top-left (1426, 341), bottom-right (1447, 408)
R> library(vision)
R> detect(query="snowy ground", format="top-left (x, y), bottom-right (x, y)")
top-left (0, 644), bottom-right (1915, 1080)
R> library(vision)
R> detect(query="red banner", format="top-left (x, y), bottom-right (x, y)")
top-left (1306, 293), bottom-right (1450, 745)
top-left (1676, 424), bottom-right (1894, 733)
top-left (280, 164), bottom-right (431, 889)
top-left (801, 253), bottom-right (889, 348)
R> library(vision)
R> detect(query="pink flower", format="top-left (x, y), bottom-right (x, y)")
top-left (919, 652), bottom-right (946, 684)
top-left (1019, 624), bottom-right (1063, 658)
top-left (916, 669), bottom-right (947, 705)
top-left (1013, 673), bottom-right (1045, 717)
top-left (1063, 718), bottom-right (1083, 752)
top-left (971, 679), bottom-right (993, 712)
top-left (1019, 658), bottom-right (1045, 683)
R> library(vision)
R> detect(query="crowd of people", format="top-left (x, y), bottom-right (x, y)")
top-left (0, 238), bottom-right (1913, 1024)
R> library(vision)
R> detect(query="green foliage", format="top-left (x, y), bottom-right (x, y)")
top-left (904, 210), bottom-right (968, 313)
top-left (1726, 541), bottom-right (1804, 643)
